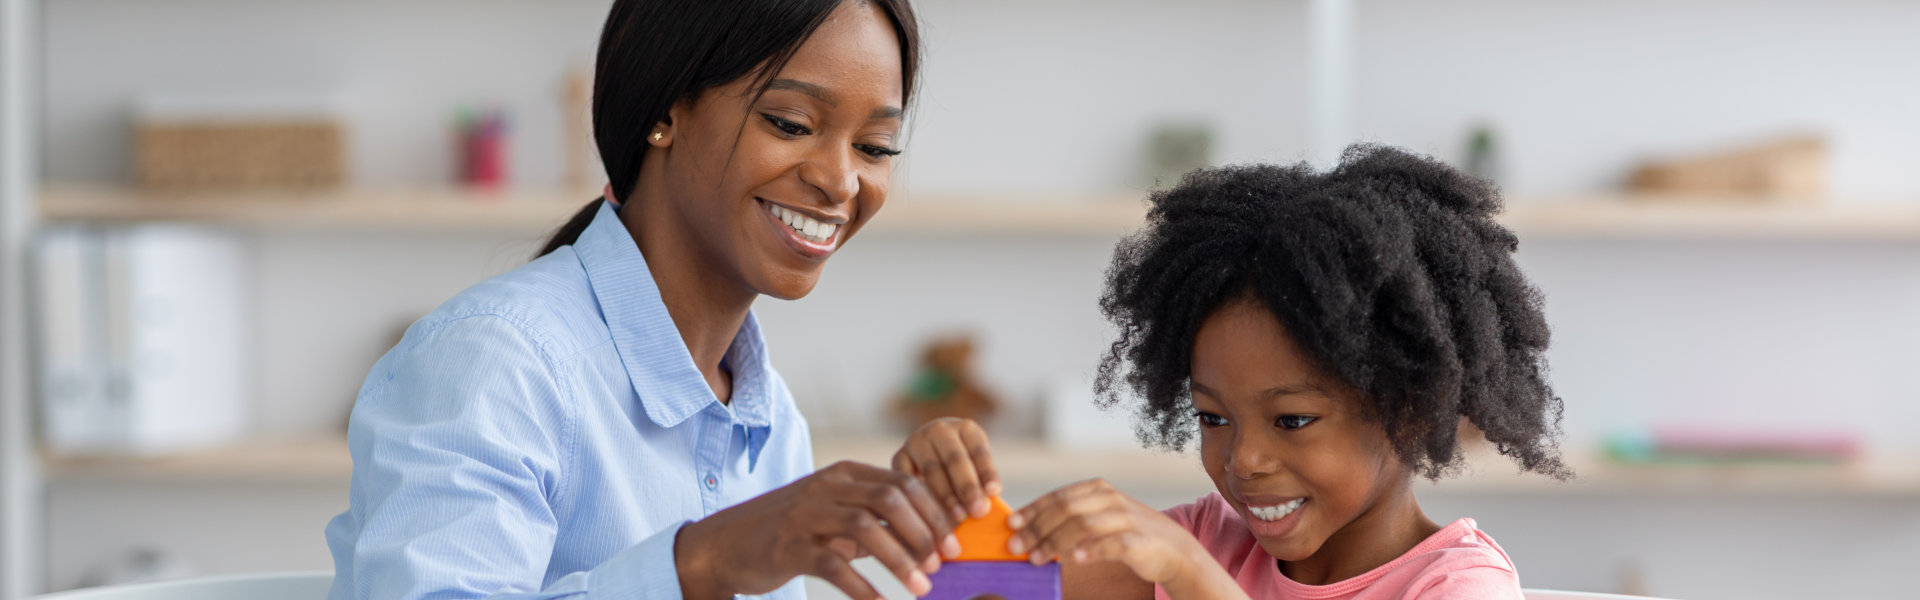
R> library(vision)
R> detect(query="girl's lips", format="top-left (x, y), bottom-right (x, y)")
top-left (1236, 495), bottom-right (1308, 541)
top-left (759, 198), bottom-right (840, 259)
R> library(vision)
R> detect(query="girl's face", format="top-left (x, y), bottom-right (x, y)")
top-left (653, 1), bottom-right (903, 300)
top-left (1189, 297), bottom-right (1414, 566)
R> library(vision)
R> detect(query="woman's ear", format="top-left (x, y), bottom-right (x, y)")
top-left (651, 101), bottom-right (690, 148)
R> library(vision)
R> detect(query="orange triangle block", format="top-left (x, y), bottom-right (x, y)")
top-left (951, 496), bottom-right (1025, 561)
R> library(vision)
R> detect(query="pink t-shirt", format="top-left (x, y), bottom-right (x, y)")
top-left (1156, 492), bottom-right (1522, 600)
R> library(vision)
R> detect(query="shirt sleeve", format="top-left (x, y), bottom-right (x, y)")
top-left (1411, 565), bottom-right (1524, 600)
top-left (327, 314), bottom-right (686, 600)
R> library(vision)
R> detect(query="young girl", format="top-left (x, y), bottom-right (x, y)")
top-left (896, 145), bottom-right (1570, 599)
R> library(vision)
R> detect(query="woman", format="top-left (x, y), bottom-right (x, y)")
top-left (325, 1), bottom-right (951, 598)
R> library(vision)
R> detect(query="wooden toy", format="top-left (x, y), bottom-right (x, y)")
top-left (926, 497), bottom-right (1061, 600)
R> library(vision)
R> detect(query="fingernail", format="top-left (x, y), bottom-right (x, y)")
top-left (950, 505), bottom-right (967, 523)
top-left (971, 499), bottom-right (990, 517)
top-left (1007, 535), bottom-right (1026, 554)
top-left (922, 553), bottom-right (942, 574)
top-left (909, 570), bottom-right (931, 595)
top-left (986, 481), bottom-right (1004, 496)
top-left (1074, 549), bottom-right (1088, 563)
top-left (942, 534), bottom-right (961, 558)
top-left (1006, 513), bottom-right (1025, 529)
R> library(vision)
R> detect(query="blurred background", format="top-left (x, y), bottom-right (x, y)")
top-left (2, 0), bottom-right (1919, 599)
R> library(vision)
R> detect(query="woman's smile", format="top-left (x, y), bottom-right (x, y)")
top-left (759, 198), bottom-right (846, 259)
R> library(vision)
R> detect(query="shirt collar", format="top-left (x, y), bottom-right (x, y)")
top-left (573, 201), bottom-right (778, 434)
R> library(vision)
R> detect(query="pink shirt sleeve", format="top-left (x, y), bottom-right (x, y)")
top-left (1410, 564), bottom-right (1524, 600)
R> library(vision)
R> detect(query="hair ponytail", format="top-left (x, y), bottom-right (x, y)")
top-left (536, 198), bottom-right (606, 258)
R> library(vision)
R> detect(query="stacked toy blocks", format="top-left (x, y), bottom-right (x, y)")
top-left (924, 497), bottom-right (1061, 600)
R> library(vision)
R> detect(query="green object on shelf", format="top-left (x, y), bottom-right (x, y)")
top-left (906, 368), bottom-right (957, 404)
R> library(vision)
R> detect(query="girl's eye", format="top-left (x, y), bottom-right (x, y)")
top-left (1194, 411), bottom-right (1228, 428)
top-left (856, 144), bottom-right (903, 159)
top-left (761, 114), bottom-right (811, 138)
top-left (1276, 415), bottom-right (1317, 431)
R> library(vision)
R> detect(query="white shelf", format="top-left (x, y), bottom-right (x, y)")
top-left (41, 436), bottom-right (1920, 498)
top-left (36, 185), bottom-right (1148, 236)
top-left (39, 185), bottom-right (1920, 240)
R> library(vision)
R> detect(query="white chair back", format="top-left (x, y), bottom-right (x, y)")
top-left (33, 571), bottom-right (333, 600)
top-left (1524, 589), bottom-right (1680, 600)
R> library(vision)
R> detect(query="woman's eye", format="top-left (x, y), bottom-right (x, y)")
top-left (856, 144), bottom-right (902, 159)
top-left (761, 114), bottom-right (811, 137)
top-left (1194, 411), bottom-right (1228, 428)
top-left (1276, 415), bottom-right (1317, 431)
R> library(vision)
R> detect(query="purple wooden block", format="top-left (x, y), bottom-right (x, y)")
top-left (923, 561), bottom-right (1061, 600)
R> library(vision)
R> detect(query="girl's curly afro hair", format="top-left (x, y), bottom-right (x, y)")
top-left (1095, 144), bottom-right (1569, 480)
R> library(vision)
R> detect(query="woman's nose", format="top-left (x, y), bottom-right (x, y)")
top-left (799, 144), bottom-right (859, 205)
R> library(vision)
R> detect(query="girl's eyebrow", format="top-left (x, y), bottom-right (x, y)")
top-left (1191, 380), bottom-right (1324, 400)
top-left (768, 77), bottom-right (902, 121)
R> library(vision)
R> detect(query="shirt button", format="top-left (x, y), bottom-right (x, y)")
top-left (704, 474), bottom-right (717, 490)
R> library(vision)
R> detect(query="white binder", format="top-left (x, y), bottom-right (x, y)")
top-left (34, 225), bottom-right (249, 455)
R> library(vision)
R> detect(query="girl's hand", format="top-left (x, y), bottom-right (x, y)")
top-left (892, 417), bottom-right (1001, 523)
top-left (674, 460), bottom-right (962, 600)
top-left (1009, 479), bottom-right (1247, 599)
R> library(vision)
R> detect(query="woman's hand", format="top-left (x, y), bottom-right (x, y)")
top-left (674, 460), bottom-right (962, 600)
top-left (892, 417), bottom-right (1001, 522)
top-left (1009, 479), bottom-right (1248, 600)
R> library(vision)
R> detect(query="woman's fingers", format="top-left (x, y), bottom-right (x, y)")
top-left (926, 426), bottom-right (991, 517)
top-left (801, 545), bottom-right (885, 600)
top-left (815, 504), bottom-right (932, 597)
top-left (958, 420), bottom-right (1003, 498)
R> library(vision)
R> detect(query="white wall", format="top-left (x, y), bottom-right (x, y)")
top-left (1349, 0), bottom-right (1920, 198)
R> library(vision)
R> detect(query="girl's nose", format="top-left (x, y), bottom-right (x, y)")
top-left (1226, 430), bottom-right (1280, 480)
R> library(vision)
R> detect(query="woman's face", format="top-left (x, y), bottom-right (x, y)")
top-left (1188, 297), bottom-right (1412, 565)
top-left (653, 1), bottom-right (903, 300)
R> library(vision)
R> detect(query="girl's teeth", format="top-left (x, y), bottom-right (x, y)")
top-left (1249, 498), bottom-right (1305, 522)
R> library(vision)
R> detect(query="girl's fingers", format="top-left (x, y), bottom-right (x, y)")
top-left (1071, 530), bottom-right (1141, 565)
top-left (1026, 509), bottom-right (1130, 566)
top-left (1008, 480), bottom-right (1115, 556)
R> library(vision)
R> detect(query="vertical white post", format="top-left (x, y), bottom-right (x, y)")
top-left (1307, 0), bottom-right (1354, 167)
top-left (0, 0), bottom-right (43, 597)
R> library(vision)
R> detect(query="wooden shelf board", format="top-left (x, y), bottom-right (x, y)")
top-left (42, 435), bottom-right (1920, 498)
top-left (39, 185), bottom-right (1920, 239)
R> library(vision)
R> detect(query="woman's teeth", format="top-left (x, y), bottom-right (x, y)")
top-left (1248, 498), bottom-right (1305, 522)
top-left (768, 204), bottom-right (837, 244)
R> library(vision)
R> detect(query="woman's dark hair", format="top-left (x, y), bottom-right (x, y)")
top-left (537, 0), bottom-right (922, 257)
top-left (1095, 144), bottom-right (1569, 480)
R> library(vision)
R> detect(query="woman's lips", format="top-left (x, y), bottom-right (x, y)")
top-left (760, 198), bottom-right (841, 259)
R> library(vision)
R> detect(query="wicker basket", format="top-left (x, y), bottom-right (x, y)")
top-left (1628, 135), bottom-right (1826, 203)
top-left (135, 119), bottom-right (345, 191)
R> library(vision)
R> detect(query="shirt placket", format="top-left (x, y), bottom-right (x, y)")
top-left (695, 406), bottom-right (732, 514)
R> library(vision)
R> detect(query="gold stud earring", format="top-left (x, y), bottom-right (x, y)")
top-left (651, 131), bottom-right (664, 142)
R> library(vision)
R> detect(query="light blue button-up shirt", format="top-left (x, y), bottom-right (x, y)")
top-left (326, 201), bottom-right (813, 599)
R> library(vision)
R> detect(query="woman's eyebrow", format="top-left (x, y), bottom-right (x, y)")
top-left (769, 77), bottom-right (902, 121)
top-left (768, 78), bottom-right (837, 107)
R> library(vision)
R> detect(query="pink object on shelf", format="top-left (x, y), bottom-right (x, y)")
top-left (1651, 427), bottom-right (1861, 461)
